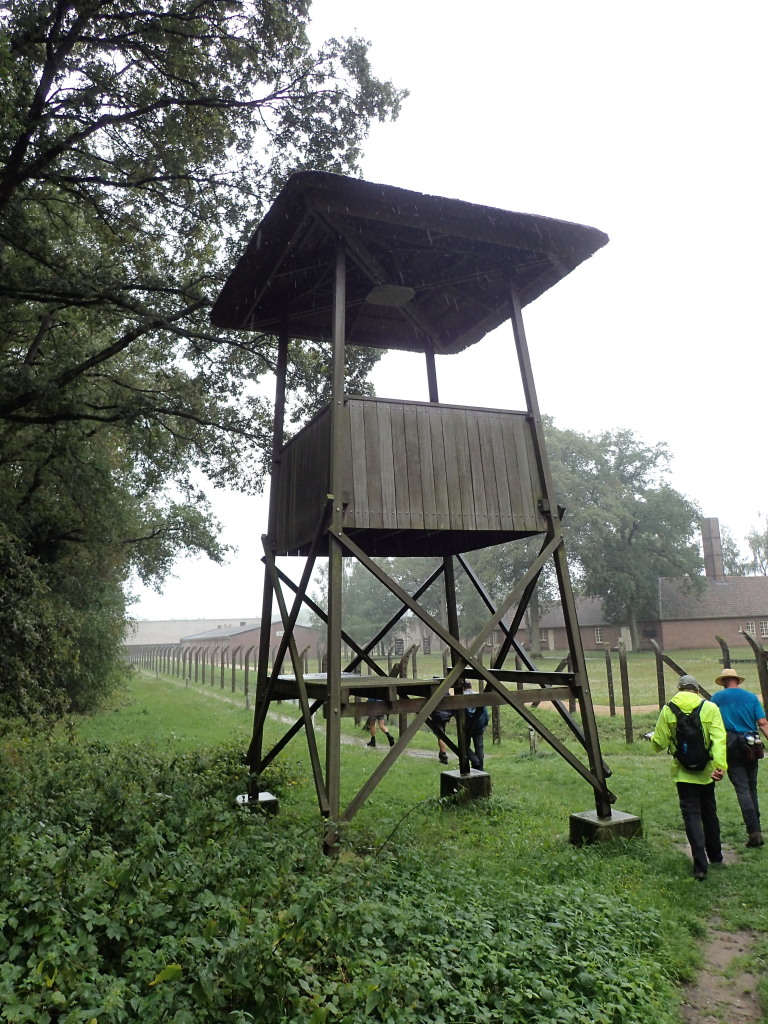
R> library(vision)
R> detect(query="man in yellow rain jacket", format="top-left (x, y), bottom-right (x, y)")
top-left (651, 674), bottom-right (728, 881)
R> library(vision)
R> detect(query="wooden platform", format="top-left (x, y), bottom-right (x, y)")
top-left (272, 671), bottom-right (576, 717)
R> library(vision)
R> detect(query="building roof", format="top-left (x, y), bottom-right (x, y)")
top-left (657, 576), bottom-right (768, 621)
top-left (180, 623), bottom-right (261, 642)
top-left (211, 171), bottom-right (608, 354)
top-left (539, 596), bottom-right (607, 629)
top-left (127, 618), bottom-right (258, 645)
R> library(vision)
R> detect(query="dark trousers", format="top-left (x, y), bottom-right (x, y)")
top-left (468, 728), bottom-right (486, 770)
top-left (727, 757), bottom-right (761, 835)
top-left (676, 781), bottom-right (722, 875)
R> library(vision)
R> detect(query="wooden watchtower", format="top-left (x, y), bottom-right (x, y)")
top-left (212, 172), bottom-right (624, 847)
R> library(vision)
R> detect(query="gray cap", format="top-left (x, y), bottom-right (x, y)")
top-left (677, 674), bottom-right (700, 692)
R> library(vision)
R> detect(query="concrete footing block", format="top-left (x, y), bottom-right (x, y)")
top-left (440, 769), bottom-right (491, 800)
top-left (569, 808), bottom-right (642, 845)
top-left (236, 792), bottom-right (280, 815)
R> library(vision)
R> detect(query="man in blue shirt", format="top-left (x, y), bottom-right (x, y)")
top-left (710, 667), bottom-right (768, 847)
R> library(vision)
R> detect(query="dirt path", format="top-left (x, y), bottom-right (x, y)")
top-left (660, 845), bottom-right (762, 1023)
top-left (680, 921), bottom-right (761, 1023)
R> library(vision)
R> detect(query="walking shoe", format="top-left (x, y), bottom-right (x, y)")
top-left (693, 870), bottom-right (707, 881)
top-left (438, 752), bottom-right (448, 765)
top-left (366, 738), bottom-right (375, 748)
top-left (386, 732), bottom-right (395, 747)
top-left (746, 832), bottom-right (764, 847)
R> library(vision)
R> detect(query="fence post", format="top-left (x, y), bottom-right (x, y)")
top-left (491, 704), bottom-right (501, 744)
top-left (648, 640), bottom-right (697, 699)
top-left (653, 643), bottom-right (666, 709)
top-left (715, 635), bottom-right (730, 670)
top-left (243, 646), bottom-right (254, 710)
top-left (231, 646), bottom-right (242, 692)
top-left (618, 641), bottom-right (633, 743)
top-left (603, 645), bottom-right (616, 716)
top-left (739, 630), bottom-right (768, 711)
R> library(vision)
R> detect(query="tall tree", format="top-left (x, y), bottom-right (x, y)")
top-left (721, 523), bottom-right (750, 576)
top-left (456, 540), bottom-right (555, 655)
top-left (545, 420), bottom-right (703, 649)
top-left (746, 516), bottom-right (768, 575)
top-left (0, 0), bottom-right (404, 715)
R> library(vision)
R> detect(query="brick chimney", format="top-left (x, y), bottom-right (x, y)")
top-left (702, 517), bottom-right (725, 580)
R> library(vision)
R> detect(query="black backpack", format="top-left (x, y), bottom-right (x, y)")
top-left (667, 700), bottom-right (711, 771)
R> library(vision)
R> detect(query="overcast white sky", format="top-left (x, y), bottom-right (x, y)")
top-left (131, 1), bottom-right (767, 620)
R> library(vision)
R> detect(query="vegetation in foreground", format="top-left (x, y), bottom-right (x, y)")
top-left (3, 673), bottom-right (768, 1023)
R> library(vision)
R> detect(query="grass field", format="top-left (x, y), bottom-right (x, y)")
top-left (80, 668), bottom-right (768, 896)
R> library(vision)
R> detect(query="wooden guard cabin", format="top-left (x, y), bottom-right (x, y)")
top-left (212, 171), bottom-right (618, 848)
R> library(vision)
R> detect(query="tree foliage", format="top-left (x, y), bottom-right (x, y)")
top-left (545, 420), bottom-right (703, 647)
top-left (0, 0), bottom-right (405, 715)
top-left (720, 523), bottom-right (750, 576)
top-left (746, 516), bottom-right (768, 575)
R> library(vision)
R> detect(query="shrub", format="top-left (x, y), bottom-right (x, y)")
top-left (0, 737), bottom-right (680, 1023)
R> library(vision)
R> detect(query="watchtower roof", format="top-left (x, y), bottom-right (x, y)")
top-left (211, 171), bottom-right (608, 354)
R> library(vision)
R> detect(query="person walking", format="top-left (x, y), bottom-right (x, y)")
top-left (432, 707), bottom-right (454, 764)
top-left (710, 667), bottom-right (768, 848)
top-left (651, 674), bottom-right (727, 880)
top-left (364, 698), bottom-right (395, 748)
top-left (463, 682), bottom-right (490, 771)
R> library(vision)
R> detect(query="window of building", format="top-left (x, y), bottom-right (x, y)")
top-left (746, 620), bottom-right (756, 637)
top-left (539, 629), bottom-right (548, 645)
top-left (594, 627), bottom-right (603, 645)
top-left (761, 621), bottom-right (768, 639)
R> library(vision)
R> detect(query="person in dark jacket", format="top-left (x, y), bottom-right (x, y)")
top-left (463, 682), bottom-right (490, 771)
top-left (432, 707), bottom-right (454, 764)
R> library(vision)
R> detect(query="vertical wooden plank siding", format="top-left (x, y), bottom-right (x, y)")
top-left (376, 401), bottom-right (396, 530)
top-left (440, 406), bottom-right (463, 530)
top-left (487, 413), bottom-right (514, 531)
top-left (499, 414), bottom-right (524, 531)
top-left (453, 412), bottom-right (475, 531)
top-left (362, 400), bottom-right (383, 529)
top-left (347, 400), bottom-right (369, 529)
top-left (429, 406), bottom-right (451, 530)
top-left (274, 398), bottom-right (547, 551)
top-left (275, 409), bottom-right (329, 552)
top-left (506, 415), bottom-right (536, 527)
top-left (403, 406), bottom-right (424, 532)
top-left (416, 404), bottom-right (437, 530)
top-left (390, 403), bottom-right (411, 530)
top-left (477, 413), bottom-right (501, 530)
top-left (465, 412), bottom-right (488, 532)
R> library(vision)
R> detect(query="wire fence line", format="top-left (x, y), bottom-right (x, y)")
top-left (125, 632), bottom-right (768, 744)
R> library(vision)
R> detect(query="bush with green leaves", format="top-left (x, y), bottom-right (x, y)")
top-left (0, 737), bottom-right (681, 1023)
